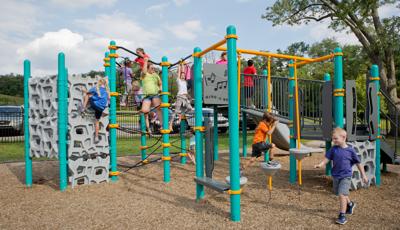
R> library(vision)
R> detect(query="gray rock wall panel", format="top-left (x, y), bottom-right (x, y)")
top-left (28, 74), bottom-right (110, 187)
top-left (348, 141), bottom-right (376, 190)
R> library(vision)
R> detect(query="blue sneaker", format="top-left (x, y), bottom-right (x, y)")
top-left (346, 201), bottom-right (356, 215)
top-left (336, 213), bottom-right (347, 225)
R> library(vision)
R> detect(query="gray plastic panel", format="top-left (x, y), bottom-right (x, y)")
top-left (204, 117), bottom-right (214, 178)
top-left (194, 177), bottom-right (230, 193)
top-left (367, 83), bottom-right (378, 140)
top-left (28, 74), bottom-right (109, 187)
top-left (203, 64), bottom-right (228, 105)
top-left (321, 81), bottom-right (333, 140)
top-left (346, 80), bottom-right (357, 141)
top-left (68, 75), bottom-right (109, 187)
top-left (347, 141), bottom-right (376, 190)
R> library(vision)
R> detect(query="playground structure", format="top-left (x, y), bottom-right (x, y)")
top-left (22, 25), bottom-right (399, 222)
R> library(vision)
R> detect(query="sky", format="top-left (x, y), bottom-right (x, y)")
top-left (0, 0), bottom-right (399, 76)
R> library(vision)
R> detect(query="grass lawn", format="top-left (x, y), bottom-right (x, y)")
top-left (0, 133), bottom-right (254, 163)
top-left (0, 94), bottom-right (23, 105)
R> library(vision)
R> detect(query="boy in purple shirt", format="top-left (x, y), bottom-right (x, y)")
top-left (315, 127), bottom-right (368, 225)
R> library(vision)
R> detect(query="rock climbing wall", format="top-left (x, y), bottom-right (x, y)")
top-left (29, 74), bottom-right (110, 187)
top-left (347, 141), bottom-right (376, 190)
top-left (68, 75), bottom-right (109, 187)
top-left (29, 75), bottom-right (58, 158)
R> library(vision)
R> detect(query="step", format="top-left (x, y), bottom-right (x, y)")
top-left (194, 177), bottom-right (230, 193)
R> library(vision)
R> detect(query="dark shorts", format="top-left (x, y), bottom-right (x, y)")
top-left (143, 94), bottom-right (160, 102)
top-left (333, 177), bottom-right (352, 196)
top-left (90, 100), bottom-right (105, 120)
top-left (244, 86), bottom-right (254, 98)
top-left (252, 142), bottom-right (272, 158)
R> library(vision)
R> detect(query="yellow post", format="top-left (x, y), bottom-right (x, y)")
top-left (237, 53), bottom-right (241, 114)
top-left (268, 176), bottom-right (272, 191)
top-left (298, 160), bottom-right (302, 185)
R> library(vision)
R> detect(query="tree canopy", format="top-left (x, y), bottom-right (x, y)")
top-left (262, 0), bottom-right (400, 110)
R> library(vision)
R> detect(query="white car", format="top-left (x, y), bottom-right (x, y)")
top-left (185, 108), bottom-right (229, 133)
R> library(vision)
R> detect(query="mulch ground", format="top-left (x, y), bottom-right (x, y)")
top-left (0, 148), bottom-right (399, 229)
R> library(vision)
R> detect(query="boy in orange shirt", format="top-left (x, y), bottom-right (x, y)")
top-left (242, 112), bottom-right (278, 172)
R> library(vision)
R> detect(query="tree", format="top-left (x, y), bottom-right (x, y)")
top-left (262, 0), bottom-right (400, 113)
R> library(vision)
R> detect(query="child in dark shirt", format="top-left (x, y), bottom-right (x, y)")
top-left (315, 127), bottom-right (368, 225)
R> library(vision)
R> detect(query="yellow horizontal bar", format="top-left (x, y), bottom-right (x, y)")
top-left (296, 53), bottom-right (335, 66)
top-left (215, 47), bottom-right (314, 62)
top-left (194, 38), bottom-right (227, 57)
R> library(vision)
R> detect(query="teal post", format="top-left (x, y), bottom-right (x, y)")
top-left (288, 60), bottom-right (297, 183)
top-left (58, 53), bottom-right (68, 191)
top-left (213, 105), bottom-right (219, 160)
top-left (104, 52), bottom-right (110, 78)
top-left (180, 117), bottom-right (187, 164)
top-left (242, 111), bottom-right (247, 157)
top-left (227, 25), bottom-right (241, 222)
top-left (263, 69), bottom-right (270, 162)
top-left (140, 113), bottom-right (147, 160)
top-left (333, 48), bottom-right (344, 128)
top-left (193, 47), bottom-right (204, 200)
top-left (371, 65), bottom-right (381, 186)
top-left (24, 60), bottom-right (32, 187)
top-left (161, 56), bottom-right (171, 183)
top-left (324, 73), bottom-right (332, 176)
top-left (109, 41), bottom-right (118, 181)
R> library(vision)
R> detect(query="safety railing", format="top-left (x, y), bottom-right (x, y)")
top-left (240, 74), bottom-right (324, 125)
top-left (379, 90), bottom-right (399, 154)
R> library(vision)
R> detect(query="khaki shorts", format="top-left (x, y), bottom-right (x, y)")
top-left (175, 95), bottom-right (192, 114)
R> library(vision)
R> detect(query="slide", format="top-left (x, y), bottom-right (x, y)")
top-left (241, 108), bottom-right (323, 153)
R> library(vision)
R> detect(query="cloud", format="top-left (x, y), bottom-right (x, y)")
top-left (145, 3), bottom-right (170, 18)
top-left (172, 0), bottom-right (190, 6)
top-left (167, 20), bottom-right (203, 41)
top-left (379, 3), bottom-right (400, 18)
top-left (50, 0), bottom-right (117, 8)
top-left (309, 21), bottom-right (359, 45)
top-left (76, 12), bottom-right (161, 48)
top-left (15, 12), bottom-right (162, 76)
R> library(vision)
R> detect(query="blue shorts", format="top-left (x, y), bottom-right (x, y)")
top-left (143, 94), bottom-right (160, 102)
top-left (90, 100), bottom-right (105, 120)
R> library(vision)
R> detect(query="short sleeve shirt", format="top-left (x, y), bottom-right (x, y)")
top-left (326, 146), bottom-right (361, 179)
top-left (253, 121), bottom-right (270, 144)
top-left (142, 72), bottom-right (161, 96)
top-left (243, 66), bottom-right (257, 87)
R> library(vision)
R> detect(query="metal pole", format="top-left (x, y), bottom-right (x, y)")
top-left (104, 52), bottom-right (110, 78)
top-left (194, 47), bottom-right (204, 200)
top-left (180, 116), bottom-right (187, 164)
top-left (24, 60), bottom-right (32, 187)
top-left (324, 73), bottom-right (332, 176)
top-left (333, 48), bottom-right (344, 128)
top-left (58, 53), bottom-right (68, 191)
top-left (371, 65), bottom-right (381, 186)
top-left (263, 69), bottom-right (270, 162)
top-left (288, 60), bottom-right (297, 183)
top-left (213, 105), bottom-right (219, 160)
top-left (242, 110), bottom-right (247, 157)
top-left (161, 56), bottom-right (171, 183)
top-left (109, 41), bottom-right (118, 181)
top-left (140, 114), bottom-right (147, 161)
top-left (226, 25), bottom-right (241, 222)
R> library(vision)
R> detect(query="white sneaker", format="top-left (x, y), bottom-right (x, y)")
top-left (94, 136), bottom-right (100, 143)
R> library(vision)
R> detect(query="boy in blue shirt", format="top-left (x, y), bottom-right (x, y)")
top-left (315, 127), bottom-right (368, 225)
